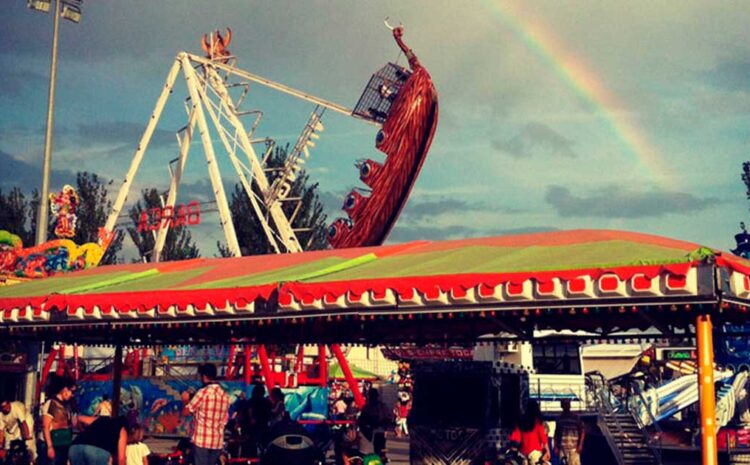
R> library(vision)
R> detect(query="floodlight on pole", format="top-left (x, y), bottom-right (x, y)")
top-left (31, 0), bottom-right (83, 246)
top-left (27, 0), bottom-right (51, 12)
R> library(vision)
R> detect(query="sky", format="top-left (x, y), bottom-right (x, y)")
top-left (2, 0), bottom-right (750, 259)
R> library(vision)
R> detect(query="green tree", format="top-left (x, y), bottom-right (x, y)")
top-left (0, 187), bottom-right (34, 246)
top-left (127, 188), bottom-right (200, 262)
top-left (217, 144), bottom-right (328, 257)
top-left (72, 172), bottom-right (123, 264)
top-left (742, 162), bottom-right (750, 202)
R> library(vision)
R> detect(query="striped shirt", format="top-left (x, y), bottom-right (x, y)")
top-left (185, 383), bottom-right (229, 450)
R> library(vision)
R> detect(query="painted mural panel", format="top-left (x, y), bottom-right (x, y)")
top-left (75, 379), bottom-right (328, 435)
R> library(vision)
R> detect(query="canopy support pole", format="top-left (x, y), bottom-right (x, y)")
top-left (331, 344), bottom-right (365, 409)
top-left (258, 345), bottom-right (274, 393)
top-left (318, 345), bottom-right (327, 388)
top-left (226, 345), bottom-right (236, 380)
top-left (244, 345), bottom-right (251, 385)
top-left (697, 314), bottom-right (717, 465)
top-left (112, 344), bottom-right (123, 418)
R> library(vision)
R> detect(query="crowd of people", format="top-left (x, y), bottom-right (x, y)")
top-left (0, 374), bottom-right (153, 465)
top-left (0, 361), bottom-right (419, 465)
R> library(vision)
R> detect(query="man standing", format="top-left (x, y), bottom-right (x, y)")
top-left (183, 364), bottom-right (229, 465)
top-left (0, 396), bottom-right (37, 461)
top-left (554, 399), bottom-right (585, 465)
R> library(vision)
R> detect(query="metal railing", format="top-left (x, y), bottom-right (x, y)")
top-left (586, 372), bottom-right (627, 465)
top-left (625, 379), bottom-right (663, 465)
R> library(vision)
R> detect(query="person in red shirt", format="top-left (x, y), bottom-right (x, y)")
top-left (509, 401), bottom-right (550, 465)
top-left (182, 364), bottom-right (229, 465)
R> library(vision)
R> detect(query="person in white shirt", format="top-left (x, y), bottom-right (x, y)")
top-left (0, 397), bottom-right (37, 461)
top-left (125, 424), bottom-right (150, 465)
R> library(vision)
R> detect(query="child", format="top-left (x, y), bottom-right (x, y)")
top-left (126, 424), bottom-right (150, 465)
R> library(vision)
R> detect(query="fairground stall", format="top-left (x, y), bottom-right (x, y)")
top-left (1, 229), bottom-right (749, 465)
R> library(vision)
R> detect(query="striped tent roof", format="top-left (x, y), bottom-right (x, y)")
top-left (1, 230), bottom-right (749, 344)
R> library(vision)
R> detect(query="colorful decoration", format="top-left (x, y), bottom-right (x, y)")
top-left (50, 185), bottom-right (80, 239)
top-left (201, 28), bottom-right (232, 61)
top-left (328, 23), bottom-right (439, 248)
top-left (0, 228), bottom-right (111, 279)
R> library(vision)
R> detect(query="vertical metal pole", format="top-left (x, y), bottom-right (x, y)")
top-left (318, 345), bottom-right (327, 387)
top-left (36, 0), bottom-right (60, 246)
top-left (181, 57), bottom-right (242, 256)
top-left (112, 344), bottom-right (123, 418)
top-left (56, 344), bottom-right (65, 375)
top-left (295, 345), bottom-right (305, 375)
top-left (73, 344), bottom-right (79, 381)
top-left (244, 345), bottom-right (251, 385)
top-left (226, 345), bottom-right (236, 380)
top-left (697, 314), bottom-right (717, 465)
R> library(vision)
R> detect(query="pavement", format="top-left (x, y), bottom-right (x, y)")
top-left (145, 432), bottom-right (410, 464)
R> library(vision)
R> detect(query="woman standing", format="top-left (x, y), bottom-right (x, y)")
top-left (41, 376), bottom-right (76, 465)
top-left (68, 416), bottom-right (127, 465)
top-left (509, 401), bottom-right (550, 465)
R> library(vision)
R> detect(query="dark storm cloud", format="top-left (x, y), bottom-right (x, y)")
top-left (706, 60), bottom-right (750, 92)
top-left (0, 150), bottom-right (76, 191)
top-left (403, 198), bottom-right (521, 221)
top-left (545, 185), bottom-right (720, 218)
top-left (492, 122), bottom-right (578, 159)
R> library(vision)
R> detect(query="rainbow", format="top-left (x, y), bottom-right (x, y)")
top-left (484, 0), bottom-right (673, 188)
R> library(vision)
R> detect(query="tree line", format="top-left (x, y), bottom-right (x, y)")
top-left (0, 146), bottom-right (327, 263)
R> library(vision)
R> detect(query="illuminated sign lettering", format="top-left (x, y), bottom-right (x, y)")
top-left (665, 349), bottom-right (696, 361)
top-left (137, 201), bottom-right (201, 232)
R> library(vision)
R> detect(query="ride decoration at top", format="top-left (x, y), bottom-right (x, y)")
top-left (0, 185), bottom-right (113, 280)
top-left (327, 20), bottom-right (439, 249)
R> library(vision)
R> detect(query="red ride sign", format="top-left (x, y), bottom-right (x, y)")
top-left (137, 201), bottom-right (201, 232)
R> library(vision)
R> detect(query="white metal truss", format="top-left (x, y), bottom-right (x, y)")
top-left (104, 52), bottom-right (370, 261)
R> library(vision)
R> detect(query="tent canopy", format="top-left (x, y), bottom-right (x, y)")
top-left (1, 229), bottom-right (750, 345)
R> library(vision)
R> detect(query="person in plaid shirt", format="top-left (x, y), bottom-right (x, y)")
top-left (182, 364), bottom-right (229, 465)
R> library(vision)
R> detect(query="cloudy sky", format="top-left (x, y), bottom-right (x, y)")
top-left (1, 0), bottom-right (750, 258)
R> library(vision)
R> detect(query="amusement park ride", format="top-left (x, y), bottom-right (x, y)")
top-left (0, 18), bottom-right (437, 427)
top-left (4, 17), bottom-right (750, 465)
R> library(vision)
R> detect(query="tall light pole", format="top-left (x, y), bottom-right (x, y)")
top-left (28, 0), bottom-right (83, 245)
top-left (24, 0), bottom-right (83, 410)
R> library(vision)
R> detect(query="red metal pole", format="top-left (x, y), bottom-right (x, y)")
top-left (244, 345), bottom-right (251, 385)
top-left (258, 345), bottom-right (274, 393)
top-left (37, 348), bottom-right (58, 402)
top-left (295, 345), bottom-right (305, 374)
top-left (318, 345), bottom-right (328, 387)
top-left (330, 344), bottom-right (365, 408)
top-left (57, 344), bottom-right (65, 375)
top-left (697, 314), bottom-right (718, 465)
top-left (132, 348), bottom-right (140, 377)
